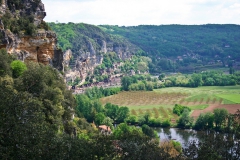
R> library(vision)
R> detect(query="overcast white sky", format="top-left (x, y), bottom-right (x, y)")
top-left (42, 0), bottom-right (240, 26)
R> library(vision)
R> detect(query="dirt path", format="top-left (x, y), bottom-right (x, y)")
top-left (191, 104), bottom-right (240, 118)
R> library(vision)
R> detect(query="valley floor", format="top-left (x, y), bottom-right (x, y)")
top-left (100, 86), bottom-right (240, 123)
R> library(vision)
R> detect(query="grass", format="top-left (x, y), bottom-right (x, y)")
top-left (154, 86), bottom-right (240, 105)
top-left (216, 94), bottom-right (240, 104)
top-left (189, 104), bottom-right (209, 110)
top-left (100, 86), bottom-right (240, 123)
top-left (127, 105), bottom-right (173, 110)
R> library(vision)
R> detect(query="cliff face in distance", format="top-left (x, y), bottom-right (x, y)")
top-left (49, 23), bottom-right (141, 84)
top-left (0, 0), bottom-right (63, 70)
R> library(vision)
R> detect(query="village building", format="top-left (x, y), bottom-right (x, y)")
top-left (98, 125), bottom-right (112, 135)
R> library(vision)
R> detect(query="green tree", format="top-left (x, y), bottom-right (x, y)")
top-left (194, 112), bottom-right (214, 130)
top-left (113, 123), bottom-right (131, 138)
top-left (121, 76), bottom-right (132, 91)
top-left (137, 61), bottom-right (148, 73)
top-left (94, 112), bottom-right (106, 126)
top-left (173, 104), bottom-right (191, 116)
top-left (158, 73), bottom-right (165, 80)
top-left (142, 124), bottom-right (156, 138)
top-left (0, 49), bottom-right (12, 76)
top-left (117, 107), bottom-right (129, 123)
top-left (102, 117), bottom-right (114, 129)
top-left (104, 103), bottom-right (119, 121)
top-left (138, 116), bottom-right (146, 126)
top-left (0, 90), bottom-right (54, 159)
top-left (126, 115), bottom-right (137, 124)
top-left (194, 113), bottom-right (206, 130)
top-left (177, 109), bottom-right (194, 128)
top-left (214, 108), bottom-right (228, 129)
top-left (189, 73), bottom-right (203, 87)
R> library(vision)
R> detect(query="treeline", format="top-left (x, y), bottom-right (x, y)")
top-left (75, 94), bottom-right (129, 125)
top-left (164, 71), bottom-right (240, 88)
top-left (194, 108), bottom-right (231, 131)
top-left (172, 103), bottom-right (237, 132)
top-left (75, 86), bottom-right (171, 128)
top-left (125, 113), bottom-right (171, 128)
top-left (85, 86), bottom-right (121, 99)
top-left (121, 74), bottom-right (161, 91)
top-left (120, 71), bottom-right (240, 92)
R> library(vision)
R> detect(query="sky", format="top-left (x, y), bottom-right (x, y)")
top-left (42, 0), bottom-right (240, 26)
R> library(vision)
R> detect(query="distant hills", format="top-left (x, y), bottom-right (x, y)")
top-left (49, 23), bottom-right (240, 73)
top-left (101, 24), bottom-right (240, 73)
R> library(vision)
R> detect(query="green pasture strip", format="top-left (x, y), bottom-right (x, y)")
top-left (154, 86), bottom-right (240, 94)
top-left (216, 94), bottom-right (240, 104)
top-left (154, 86), bottom-right (240, 104)
top-left (127, 104), bottom-right (173, 110)
top-left (185, 94), bottom-right (221, 102)
top-left (189, 104), bottom-right (209, 110)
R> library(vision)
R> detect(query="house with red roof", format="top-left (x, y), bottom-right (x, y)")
top-left (98, 125), bottom-right (112, 135)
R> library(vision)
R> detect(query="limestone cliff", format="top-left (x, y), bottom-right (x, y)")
top-left (63, 39), bottom-right (136, 85)
top-left (49, 23), bottom-right (140, 84)
top-left (0, 0), bottom-right (63, 70)
top-left (72, 40), bottom-right (133, 83)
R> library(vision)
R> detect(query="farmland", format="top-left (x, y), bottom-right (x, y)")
top-left (100, 86), bottom-right (240, 122)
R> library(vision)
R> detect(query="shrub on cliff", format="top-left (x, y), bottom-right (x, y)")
top-left (11, 60), bottom-right (27, 78)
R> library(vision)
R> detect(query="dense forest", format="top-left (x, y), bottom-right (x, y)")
top-left (101, 24), bottom-right (240, 58)
top-left (101, 24), bottom-right (240, 73)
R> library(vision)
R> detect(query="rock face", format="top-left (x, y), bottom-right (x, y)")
top-left (0, 0), bottom-right (63, 70)
top-left (65, 39), bottom-right (134, 85)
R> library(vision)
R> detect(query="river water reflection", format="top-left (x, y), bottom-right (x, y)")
top-left (154, 128), bottom-right (204, 147)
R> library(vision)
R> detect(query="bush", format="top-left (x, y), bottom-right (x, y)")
top-left (10, 60), bottom-right (27, 78)
top-left (142, 124), bottom-right (156, 138)
top-left (148, 118), bottom-right (161, 127)
top-left (162, 119), bottom-right (171, 127)
top-left (173, 104), bottom-right (191, 116)
top-left (125, 115), bottom-right (137, 124)
top-left (171, 140), bottom-right (182, 153)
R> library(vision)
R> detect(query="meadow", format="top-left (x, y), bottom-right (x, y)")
top-left (100, 86), bottom-right (240, 122)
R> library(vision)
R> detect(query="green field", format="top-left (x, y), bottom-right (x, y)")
top-left (100, 86), bottom-right (240, 122)
top-left (216, 94), bottom-right (240, 104)
top-left (155, 86), bottom-right (240, 104)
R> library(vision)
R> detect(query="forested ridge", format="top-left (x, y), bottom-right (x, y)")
top-left (101, 24), bottom-right (240, 73)
top-left (101, 24), bottom-right (240, 58)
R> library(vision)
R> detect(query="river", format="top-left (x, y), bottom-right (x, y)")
top-left (154, 128), bottom-right (204, 148)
